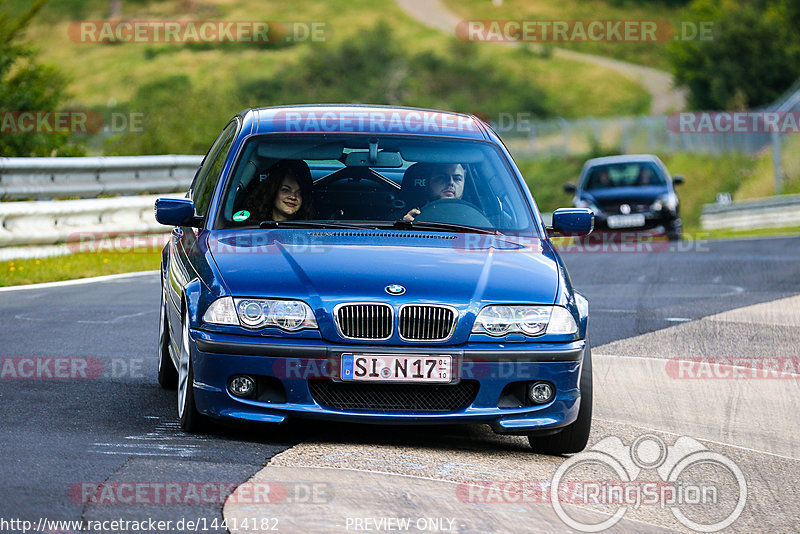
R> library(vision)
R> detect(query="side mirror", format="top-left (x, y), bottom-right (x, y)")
top-left (549, 208), bottom-right (594, 237)
top-left (672, 175), bottom-right (684, 185)
top-left (155, 198), bottom-right (200, 227)
top-left (563, 183), bottom-right (577, 194)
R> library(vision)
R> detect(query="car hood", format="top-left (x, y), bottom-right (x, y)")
top-left (584, 185), bottom-right (668, 204)
top-left (208, 230), bottom-right (560, 307)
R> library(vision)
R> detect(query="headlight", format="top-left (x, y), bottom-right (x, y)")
top-left (576, 199), bottom-right (602, 214)
top-left (202, 296), bottom-right (239, 325)
top-left (472, 305), bottom-right (578, 337)
top-left (651, 194), bottom-right (677, 212)
top-left (203, 297), bottom-right (318, 331)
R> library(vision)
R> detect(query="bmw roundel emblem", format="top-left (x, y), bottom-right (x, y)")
top-left (385, 284), bottom-right (406, 295)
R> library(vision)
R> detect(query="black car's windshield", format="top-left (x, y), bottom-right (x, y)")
top-left (214, 134), bottom-right (536, 234)
top-left (583, 162), bottom-right (666, 190)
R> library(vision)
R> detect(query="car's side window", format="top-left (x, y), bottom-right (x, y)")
top-left (191, 121), bottom-right (238, 218)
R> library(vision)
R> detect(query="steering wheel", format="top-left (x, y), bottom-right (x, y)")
top-left (413, 198), bottom-right (493, 227)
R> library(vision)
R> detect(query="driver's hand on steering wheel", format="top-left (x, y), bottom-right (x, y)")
top-left (403, 208), bottom-right (420, 222)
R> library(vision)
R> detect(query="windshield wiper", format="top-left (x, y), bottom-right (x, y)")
top-left (259, 220), bottom-right (376, 230)
top-left (389, 219), bottom-right (498, 235)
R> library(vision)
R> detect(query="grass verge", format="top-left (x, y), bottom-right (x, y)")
top-left (0, 249), bottom-right (160, 287)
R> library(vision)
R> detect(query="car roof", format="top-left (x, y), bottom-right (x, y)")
top-left (583, 154), bottom-right (664, 167)
top-left (577, 154), bottom-right (673, 188)
top-left (246, 104), bottom-right (489, 140)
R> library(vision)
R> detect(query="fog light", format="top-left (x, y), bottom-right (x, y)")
top-left (528, 382), bottom-right (554, 404)
top-left (229, 375), bottom-right (256, 398)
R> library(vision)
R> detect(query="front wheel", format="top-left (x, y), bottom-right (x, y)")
top-left (528, 343), bottom-right (592, 455)
top-left (666, 217), bottom-right (683, 242)
top-left (178, 306), bottom-right (206, 432)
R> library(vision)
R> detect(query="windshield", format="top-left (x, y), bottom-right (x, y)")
top-left (583, 162), bottom-right (666, 190)
top-left (214, 134), bottom-right (536, 234)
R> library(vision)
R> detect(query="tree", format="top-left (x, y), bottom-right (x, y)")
top-left (668, 0), bottom-right (800, 109)
top-left (0, 0), bottom-right (83, 156)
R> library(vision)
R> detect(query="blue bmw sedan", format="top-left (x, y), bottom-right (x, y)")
top-left (155, 105), bottom-right (594, 454)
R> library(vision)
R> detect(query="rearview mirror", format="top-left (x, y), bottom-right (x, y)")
top-left (548, 208), bottom-right (593, 237)
top-left (344, 151), bottom-right (403, 167)
top-left (672, 175), bottom-right (684, 185)
top-left (563, 183), bottom-right (577, 194)
top-left (155, 198), bottom-right (200, 227)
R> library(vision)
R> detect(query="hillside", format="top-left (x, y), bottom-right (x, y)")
top-left (442, 0), bottom-right (690, 70)
top-left (12, 0), bottom-right (650, 132)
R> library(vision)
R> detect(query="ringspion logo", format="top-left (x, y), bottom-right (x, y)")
top-left (551, 435), bottom-right (746, 532)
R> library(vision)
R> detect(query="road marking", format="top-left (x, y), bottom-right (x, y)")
top-left (594, 417), bottom-right (800, 462)
top-left (89, 442), bottom-right (200, 458)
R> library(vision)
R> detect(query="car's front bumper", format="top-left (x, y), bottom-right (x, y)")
top-left (188, 330), bottom-right (587, 434)
top-left (593, 211), bottom-right (680, 233)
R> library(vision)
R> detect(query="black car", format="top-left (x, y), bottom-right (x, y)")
top-left (564, 154), bottom-right (683, 241)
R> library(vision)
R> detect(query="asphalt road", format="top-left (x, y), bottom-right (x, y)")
top-left (0, 235), bottom-right (797, 532)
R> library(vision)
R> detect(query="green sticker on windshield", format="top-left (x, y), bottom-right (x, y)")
top-left (233, 210), bottom-right (250, 222)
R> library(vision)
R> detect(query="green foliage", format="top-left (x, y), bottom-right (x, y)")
top-left (104, 75), bottom-right (240, 155)
top-left (107, 22), bottom-right (553, 156)
top-left (3, 0), bottom-right (151, 22)
top-left (668, 0), bottom-right (800, 109)
top-left (0, 0), bottom-right (84, 155)
top-left (236, 22), bottom-right (550, 118)
top-left (608, 0), bottom-right (690, 5)
top-left (660, 152), bottom-right (754, 230)
top-left (517, 156), bottom-right (586, 215)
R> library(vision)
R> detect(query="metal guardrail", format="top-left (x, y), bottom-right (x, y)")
top-left (0, 155), bottom-right (202, 200)
top-left (0, 194), bottom-right (182, 247)
top-left (701, 194), bottom-right (800, 231)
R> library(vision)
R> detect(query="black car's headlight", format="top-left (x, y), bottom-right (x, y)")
top-left (203, 297), bottom-right (318, 331)
top-left (472, 305), bottom-right (578, 337)
top-left (576, 199), bottom-right (602, 215)
top-left (651, 193), bottom-right (678, 212)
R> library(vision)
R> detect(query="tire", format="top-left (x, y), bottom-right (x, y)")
top-left (178, 306), bottom-right (206, 432)
top-left (528, 343), bottom-right (592, 455)
top-left (157, 287), bottom-right (178, 389)
top-left (666, 217), bottom-right (683, 242)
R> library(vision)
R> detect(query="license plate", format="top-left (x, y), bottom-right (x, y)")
top-left (607, 214), bottom-right (646, 229)
top-left (341, 354), bottom-right (452, 383)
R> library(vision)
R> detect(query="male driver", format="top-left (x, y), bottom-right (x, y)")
top-left (403, 163), bottom-right (465, 221)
